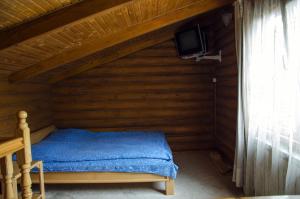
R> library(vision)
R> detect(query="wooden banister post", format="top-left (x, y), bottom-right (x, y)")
top-left (0, 154), bottom-right (16, 199)
top-left (17, 111), bottom-right (33, 199)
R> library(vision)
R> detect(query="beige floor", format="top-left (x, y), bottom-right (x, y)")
top-left (42, 151), bottom-right (242, 199)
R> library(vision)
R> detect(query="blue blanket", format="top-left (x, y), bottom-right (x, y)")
top-left (31, 129), bottom-right (178, 178)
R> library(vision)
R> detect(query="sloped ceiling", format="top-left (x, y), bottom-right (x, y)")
top-left (0, 0), bottom-right (83, 30)
top-left (0, 0), bottom-right (234, 83)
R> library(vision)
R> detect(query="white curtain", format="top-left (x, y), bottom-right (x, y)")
top-left (233, 0), bottom-right (246, 188)
top-left (233, 0), bottom-right (300, 196)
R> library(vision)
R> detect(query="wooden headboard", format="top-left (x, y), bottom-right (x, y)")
top-left (31, 125), bottom-right (56, 144)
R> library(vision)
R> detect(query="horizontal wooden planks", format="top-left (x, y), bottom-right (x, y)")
top-left (128, 47), bottom-right (178, 57)
top-left (54, 100), bottom-right (213, 110)
top-left (48, 26), bottom-right (177, 83)
top-left (54, 108), bottom-right (212, 120)
top-left (214, 9), bottom-right (237, 162)
top-left (0, 0), bottom-right (131, 49)
top-left (53, 91), bottom-right (214, 102)
top-left (0, 79), bottom-right (53, 137)
top-left (56, 117), bottom-right (213, 129)
top-left (53, 40), bottom-right (215, 151)
top-left (78, 65), bottom-right (214, 77)
top-left (0, 0), bottom-right (83, 31)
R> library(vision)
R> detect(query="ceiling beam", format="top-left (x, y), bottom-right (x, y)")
top-left (0, 0), bottom-right (132, 51)
top-left (48, 5), bottom-right (218, 83)
top-left (9, 0), bottom-right (234, 83)
top-left (49, 29), bottom-right (175, 83)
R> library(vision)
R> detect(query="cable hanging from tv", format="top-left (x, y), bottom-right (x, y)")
top-left (175, 24), bottom-right (222, 63)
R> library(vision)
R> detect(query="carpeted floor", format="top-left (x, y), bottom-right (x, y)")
top-left (41, 151), bottom-right (242, 199)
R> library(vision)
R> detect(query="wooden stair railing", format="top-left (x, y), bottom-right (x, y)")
top-left (0, 111), bottom-right (45, 199)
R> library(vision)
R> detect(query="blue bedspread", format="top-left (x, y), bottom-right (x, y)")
top-left (31, 129), bottom-right (178, 178)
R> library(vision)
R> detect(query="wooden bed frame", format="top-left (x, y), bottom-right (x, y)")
top-left (30, 124), bottom-right (175, 195)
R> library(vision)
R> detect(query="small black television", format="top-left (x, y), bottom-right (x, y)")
top-left (175, 25), bottom-right (207, 56)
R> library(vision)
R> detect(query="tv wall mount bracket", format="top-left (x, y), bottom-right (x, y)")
top-left (181, 50), bottom-right (222, 63)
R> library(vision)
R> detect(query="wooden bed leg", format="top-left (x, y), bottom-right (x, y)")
top-left (165, 178), bottom-right (175, 195)
top-left (38, 161), bottom-right (46, 199)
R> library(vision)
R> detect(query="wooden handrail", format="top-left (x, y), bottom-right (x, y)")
top-left (0, 111), bottom-right (34, 199)
top-left (0, 124), bottom-right (25, 199)
top-left (0, 138), bottom-right (24, 159)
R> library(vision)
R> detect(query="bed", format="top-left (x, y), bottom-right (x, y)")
top-left (30, 125), bottom-right (178, 195)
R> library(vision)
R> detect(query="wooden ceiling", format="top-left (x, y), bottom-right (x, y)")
top-left (0, 0), bottom-right (234, 83)
top-left (0, 0), bottom-right (82, 30)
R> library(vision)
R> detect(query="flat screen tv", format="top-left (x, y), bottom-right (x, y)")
top-left (175, 25), bottom-right (207, 56)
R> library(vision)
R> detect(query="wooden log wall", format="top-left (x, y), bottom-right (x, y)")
top-left (53, 40), bottom-right (216, 151)
top-left (214, 9), bottom-right (237, 161)
top-left (0, 76), bottom-right (53, 137)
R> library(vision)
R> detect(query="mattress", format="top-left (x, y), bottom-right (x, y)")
top-left (31, 128), bottom-right (178, 179)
